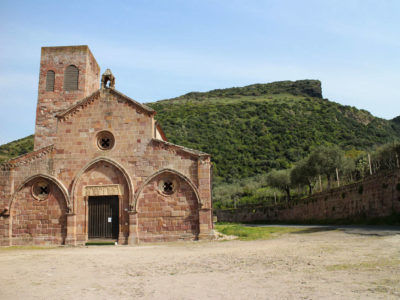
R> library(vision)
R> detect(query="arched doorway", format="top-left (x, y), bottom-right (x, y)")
top-left (71, 158), bottom-right (132, 244)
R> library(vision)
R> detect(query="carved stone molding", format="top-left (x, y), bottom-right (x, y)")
top-left (84, 184), bottom-right (124, 196)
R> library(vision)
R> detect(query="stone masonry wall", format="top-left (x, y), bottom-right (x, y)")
top-left (216, 169), bottom-right (400, 223)
top-left (11, 181), bottom-right (67, 245)
top-left (34, 46), bottom-right (100, 150)
top-left (52, 89), bottom-right (201, 198)
top-left (137, 173), bottom-right (199, 243)
top-left (0, 89), bottom-right (213, 245)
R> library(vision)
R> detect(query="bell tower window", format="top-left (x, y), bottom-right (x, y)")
top-left (64, 65), bottom-right (79, 91)
top-left (45, 70), bottom-right (55, 91)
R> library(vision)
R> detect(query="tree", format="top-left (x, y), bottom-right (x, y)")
top-left (290, 158), bottom-right (318, 195)
top-left (308, 145), bottom-right (345, 189)
top-left (371, 142), bottom-right (400, 172)
top-left (266, 169), bottom-right (292, 200)
top-left (340, 156), bottom-right (356, 183)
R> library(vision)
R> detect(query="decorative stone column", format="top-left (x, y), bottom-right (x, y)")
top-left (128, 211), bottom-right (138, 245)
top-left (197, 157), bottom-right (212, 209)
top-left (65, 213), bottom-right (77, 246)
top-left (199, 208), bottom-right (213, 240)
top-left (197, 156), bottom-right (214, 240)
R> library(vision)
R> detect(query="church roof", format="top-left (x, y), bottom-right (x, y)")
top-left (109, 88), bottom-right (155, 114)
top-left (56, 88), bottom-right (155, 120)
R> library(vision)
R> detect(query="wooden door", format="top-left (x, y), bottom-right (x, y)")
top-left (88, 196), bottom-right (119, 239)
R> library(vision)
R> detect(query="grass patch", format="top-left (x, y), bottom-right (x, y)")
top-left (85, 241), bottom-right (116, 246)
top-left (242, 212), bottom-right (400, 226)
top-left (326, 258), bottom-right (400, 271)
top-left (215, 223), bottom-right (301, 240)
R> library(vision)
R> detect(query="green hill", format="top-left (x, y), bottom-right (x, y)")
top-left (0, 135), bottom-right (33, 163)
top-left (1, 80), bottom-right (399, 186)
top-left (392, 116), bottom-right (400, 130)
top-left (148, 80), bottom-right (400, 183)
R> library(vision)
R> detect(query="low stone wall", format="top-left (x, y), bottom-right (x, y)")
top-left (216, 169), bottom-right (400, 223)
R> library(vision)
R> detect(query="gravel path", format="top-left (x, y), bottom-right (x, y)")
top-left (0, 229), bottom-right (399, 299)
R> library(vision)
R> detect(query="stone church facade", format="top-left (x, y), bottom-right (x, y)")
top-left (0, 45), bottom-right (213, 246)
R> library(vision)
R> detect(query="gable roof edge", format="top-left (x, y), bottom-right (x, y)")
top-left (151, 138), bottom-right (210, 157)
top-left (0, 145), bottom-right (54, 170)
top-left (56, 90), bottom-right (101, 120)
top-left (56, 88), bottom-right (156, 121)
top-left (109, 88), bottom-right (155, 115)
top-left (155, 121), bottom-right (168, 141)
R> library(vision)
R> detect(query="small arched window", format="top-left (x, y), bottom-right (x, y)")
top-left (64, 65), bottom-right (79, 91)
top-left (45, 70), bottom-right (55, 91)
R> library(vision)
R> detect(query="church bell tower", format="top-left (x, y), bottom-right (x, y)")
top-left (34, 45), bottom-right (100, 150)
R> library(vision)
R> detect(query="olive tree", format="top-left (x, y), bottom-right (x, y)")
top-left (266, 169), bottom-right (292, 200)
top-left (290, 158), bottom-right (318, 195)
top-left (371, 142), bottom-right (400, 172)
top-left (308, 145), bottom-right (345, 189)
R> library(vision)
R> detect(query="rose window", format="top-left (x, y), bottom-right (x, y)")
top-left (96, 131), bottom-right (115, 150)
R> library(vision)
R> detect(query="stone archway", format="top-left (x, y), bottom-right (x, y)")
top-left (8, 174), bottom-right (69, 246)
top-left (134, 169), bottom-right (201, 243)
top-left (133, 168), bottom-right (202, 211)
top-left (70, 157), bottom-right (134, 212)
top-left (70, 157), bottom-right (132, 244)
top-left (8, 174), bottom-right (70, 212)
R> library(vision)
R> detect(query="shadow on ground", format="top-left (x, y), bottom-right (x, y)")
top-left (245, 224), bottom-right (400, 237)
top-left (336, 226), bottom-right (400, 236)
top-left (290, 227), bottom-right (337, 234)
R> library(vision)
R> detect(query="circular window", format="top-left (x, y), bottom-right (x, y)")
top-left (32, 180), bottom-right (50, 201)
top-left (96, 131), bottom-right (115, 150)
top-left (158, 178), bottom-right (178, 195)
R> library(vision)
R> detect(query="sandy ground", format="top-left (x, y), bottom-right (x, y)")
top-left (0, 229), bottom-right (399, 300)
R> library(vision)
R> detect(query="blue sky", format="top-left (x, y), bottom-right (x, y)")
top-left (0, 0), bottom-right (399, 145)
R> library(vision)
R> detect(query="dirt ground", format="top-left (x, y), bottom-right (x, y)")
top-left (0, 229), bottom-right (399, 300)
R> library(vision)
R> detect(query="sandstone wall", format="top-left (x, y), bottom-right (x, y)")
top-left (0, 88), bottom-right (213, 245)
top-left (216, 169), bottom-right (400, 223)
top-left (137, 173), bottom-right (199, 243)
top-left (34, 46), bottom-right (100, 150)
top-left (11, 180), bottom-right (67, 245)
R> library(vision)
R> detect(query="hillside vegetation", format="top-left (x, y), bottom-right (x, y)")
top-left (0, 135), bottom-right (33, 162)
top-left (148, 80), bottom-right (400, 183)
top-left (1, 80), bottom-right (399, 187)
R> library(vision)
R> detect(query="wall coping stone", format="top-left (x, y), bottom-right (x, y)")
top-left (151, 138), bottom-right (210, 157)
top-left (0, 145), bottom-right (54, 169)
